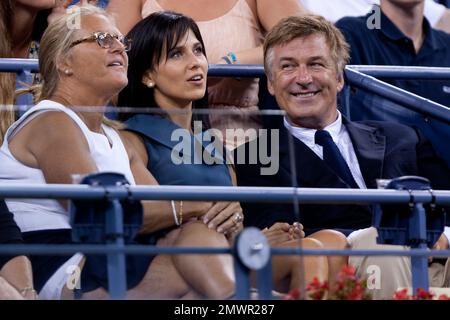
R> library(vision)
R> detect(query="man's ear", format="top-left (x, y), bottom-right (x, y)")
top-left (267, 76), bottom-right (275, 96)
top-left (142, 71), bottom-right (155, 88)
top-left (336, 72), bottom-right (345, 92)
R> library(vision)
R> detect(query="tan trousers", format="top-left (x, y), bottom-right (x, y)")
top-left (348, 227), bottom-right (450, 300)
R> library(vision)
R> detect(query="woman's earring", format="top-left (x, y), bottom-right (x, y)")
top-left (64, 69), bottom-right (72, 76)
top-left (147, 82), bottom-right (154, 88)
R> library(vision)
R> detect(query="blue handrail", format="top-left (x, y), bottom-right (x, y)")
top-left (2, 59), bottom-right (450, 79)
top-left (347, 65), bottom-right (450, 80)
top-left (345, 67), bottom-right (450, 124)
top-left (0, 58), bottom-right (39, 73)
top-left (0, 184), bottom-right (449, 204)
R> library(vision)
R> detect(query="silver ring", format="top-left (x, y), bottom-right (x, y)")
top-left (233, 212), bottom-right (243, 224)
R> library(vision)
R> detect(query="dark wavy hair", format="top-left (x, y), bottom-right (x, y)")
top-left (118, 11), bottom-right (209, 127)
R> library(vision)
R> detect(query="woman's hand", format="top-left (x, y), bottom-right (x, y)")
top-left (47, 0), bottom-right (97, 25)
top-left (201, 201), bottom-right (244, 236)
top-left (262, 222), bottom-right (304, 246)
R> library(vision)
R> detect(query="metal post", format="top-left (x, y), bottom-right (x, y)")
top-left (255, 260), bottom-right (273, 300)
top-left (410, 202), bottom-right (429, 293)
top-left (105, 200), bottom-right (127, 299)
top-left (234, 258), bottom-right (251, 299)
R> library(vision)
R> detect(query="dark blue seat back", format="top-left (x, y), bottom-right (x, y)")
top-left (70, 172), bottom-right (142, 244)
top-left (373, 176), bottom-right (446, 247)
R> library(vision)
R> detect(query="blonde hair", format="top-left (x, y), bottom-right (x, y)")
top-left (20, 5), bottom-right (121, 129)
top-left (0, 0), bottom-right (15, 144)
top-left (37, 4), bottom-right (111, 100)
top-left (264, 15), bottom-right (350, 80)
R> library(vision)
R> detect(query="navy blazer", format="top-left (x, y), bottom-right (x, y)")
top-left (234, 118), bottom-right (450, 233)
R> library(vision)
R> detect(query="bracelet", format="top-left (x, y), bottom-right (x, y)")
top-left (178, 201), bottom-right (183, 225)
top-left (227, 52), bottom-right (237, 64)
top-left (221, 52), bottom-right (237, 65)
top-left (171, 200), bottom-right (180, 226)
top-left (221, 55), bottom-right (232, 64)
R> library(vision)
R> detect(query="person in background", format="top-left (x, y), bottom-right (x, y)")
top-left (0, 0), bottom-right (98, 144)
top-left (300, 0), bottom-right (450, 33)
top-left (335, 0), bottom-right (450, 107)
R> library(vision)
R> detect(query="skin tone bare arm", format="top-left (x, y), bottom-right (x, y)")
top-left (120, 130), bottom-right (213, 234)
top-left (215, 0), bottom-right (306, 64)
top-left (0, 256), bottom-right (35, 299)
top-left (107, 0), bottom-right (144, 35)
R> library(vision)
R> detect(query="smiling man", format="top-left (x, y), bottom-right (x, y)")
top-left (234, 14), bottom-right (450, 298)
top-left (236, 15), bottom-right (449, 232)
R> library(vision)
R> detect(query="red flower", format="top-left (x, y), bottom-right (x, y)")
top-left (282, 265), bottom-right (371, 300)
top-left (393, 288), bottom-right (411, 300)
top-left (416, 288), bottom-right (434, 300)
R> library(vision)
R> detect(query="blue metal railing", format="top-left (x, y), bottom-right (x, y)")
top-left (1, 185), bottom-right (449, 299)
top-left (344, 67), bottom-right (450, 124)
top-left (347, 65), bottom-right (450, 80)
top-left (0, 184), bottom-right (449, 203)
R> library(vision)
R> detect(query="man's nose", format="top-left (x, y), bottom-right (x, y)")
top-left (295, 65), bottom-right (313, 84)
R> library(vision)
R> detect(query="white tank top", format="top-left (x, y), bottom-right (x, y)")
top-left (0, 100), bottom-right (136, 233)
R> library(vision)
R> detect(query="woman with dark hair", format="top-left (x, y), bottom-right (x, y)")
top-left (118, 11), bottom-right (342, 295)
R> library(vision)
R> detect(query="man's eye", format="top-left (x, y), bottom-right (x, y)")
top-left (281, 64), bottom-right (294, 70)
top-left (310, 62), bottom-right (324, 67)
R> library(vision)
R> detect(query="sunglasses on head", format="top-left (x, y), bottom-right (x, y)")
top-left (70, 31), bottom-right (132, 51)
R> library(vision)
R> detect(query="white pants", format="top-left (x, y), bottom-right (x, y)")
top-left (348, 227), bottom-right (450, 299)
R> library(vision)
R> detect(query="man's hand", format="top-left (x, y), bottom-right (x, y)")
top-left (433, 233), bottom-right (449, 250)
top-left (262, 222), bottom-right (304, 246)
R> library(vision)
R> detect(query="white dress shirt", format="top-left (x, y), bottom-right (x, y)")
top-left (283, 111), bottom-right (367, 189)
